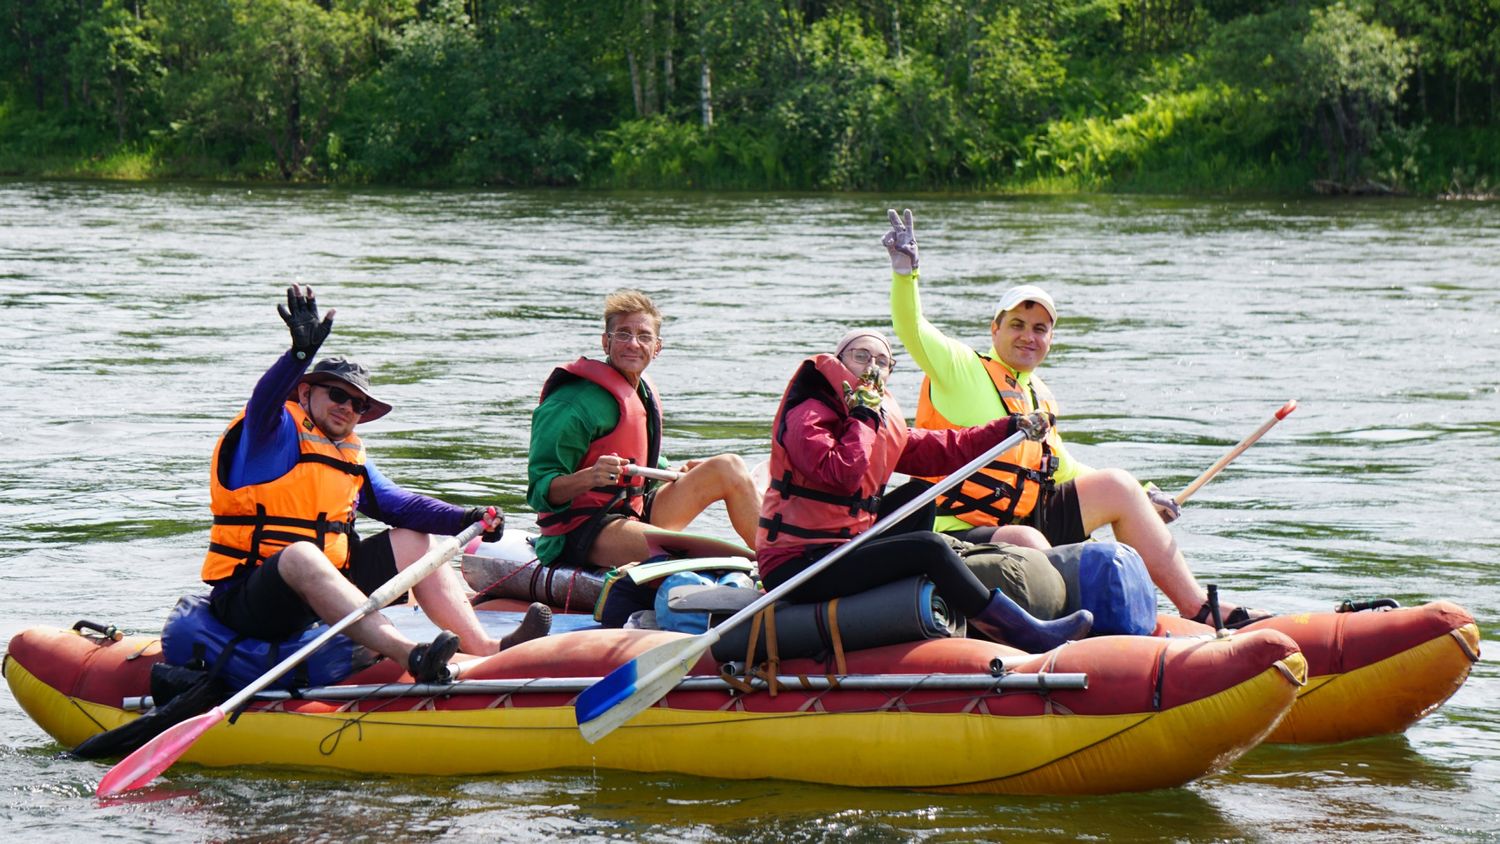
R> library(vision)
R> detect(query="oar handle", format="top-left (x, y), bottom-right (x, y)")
top-left (217, 517), bottom-right (488, 714)
top-left (624, 464), bottom-right (684, 482)
top-left (1175, 399), bottom-right (1297, 505)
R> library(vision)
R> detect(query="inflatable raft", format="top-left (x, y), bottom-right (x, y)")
top-left (463, 534), bottom-right (1481, 745)
top-left (5, 619), bottom-right (1305, 795)
top-left (1156, 601), bottom-right (1481, 743)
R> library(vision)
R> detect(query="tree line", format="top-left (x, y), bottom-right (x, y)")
top-left (2, 0), bottom-right (1496, 194)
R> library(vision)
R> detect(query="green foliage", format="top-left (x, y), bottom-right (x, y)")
top-left (0, 0), bottom-right (1493, 192)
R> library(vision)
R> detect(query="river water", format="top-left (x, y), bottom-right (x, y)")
top-left (0, 181), bottom-right (1495, 842)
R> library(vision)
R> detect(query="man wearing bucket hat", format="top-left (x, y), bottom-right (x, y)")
top-left (202, 286), bottom-right (551, 684)
top-left (882, 210), bottom-right (1271, 629)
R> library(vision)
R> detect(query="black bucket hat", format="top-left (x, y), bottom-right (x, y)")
top-left (289, 356), bottom-right (393, 423)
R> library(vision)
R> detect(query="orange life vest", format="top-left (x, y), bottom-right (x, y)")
top-left (915, 355), bottom-right (1060, 526)
top-left (756, 355), bottom-right (908, 570)
top-left (535, 358), bottom-right (662, 537)
top-left (202, 401), bottom-right (366, 582)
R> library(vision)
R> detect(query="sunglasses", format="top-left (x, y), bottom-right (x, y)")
top-left (318, 383), bottom-right (372, 415)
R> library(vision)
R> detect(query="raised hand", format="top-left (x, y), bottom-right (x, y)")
top-left (278, 285), bottom-right (334, 361)
top-left (881, 208), bottom-right (919, 274)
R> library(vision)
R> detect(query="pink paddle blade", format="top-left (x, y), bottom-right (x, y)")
top-left (96, 706), bottom-right (226, 797)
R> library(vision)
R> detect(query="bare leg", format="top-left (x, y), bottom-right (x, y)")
top-left (1072, 467), bottom-right (1221, 616)
top-left (989, 525), bottom-right (1051, 549)
top-left (584, 454), bottom-right (759, 568)
top-left (276, 543), bottom-right (419, 665)
top-left (649, 453), bottom-right (759, 546)
top-left (585, 518), bottom-right (656, 567)
top-left (388, 528), bottom-right (502, 656)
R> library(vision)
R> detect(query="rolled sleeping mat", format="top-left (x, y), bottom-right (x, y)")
top-left (1043, 541), bottom-right (1157, 635)
top-left (710, 576), bottom-right (963, 663)
top-left (946, 534), bottom-right (1068, 621)
top-left (462, 541), bottom-right (607, 613)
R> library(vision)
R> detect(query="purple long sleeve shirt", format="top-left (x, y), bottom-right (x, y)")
top-left (223, 351), bottom-right (467, 537)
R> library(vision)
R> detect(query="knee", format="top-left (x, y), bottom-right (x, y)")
top-left (991, 525), bottom-right (1050, 549)
top-left (698, 453), bottom-right (753, 488)
top-left (275, 542), bottom-right (332, 581)
top-left (1098, 468), bottom-right (1140, 494)
top-left (1083, 468), bottom-right (1146, 506)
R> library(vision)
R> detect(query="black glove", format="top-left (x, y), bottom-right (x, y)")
top-left (278, 285), bottom-right (334, 361)
top-left (463, 506), bottom-right (505, 543)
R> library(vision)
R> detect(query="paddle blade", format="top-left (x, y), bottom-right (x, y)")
top-left (96, 706), bottom-right (226, 797)
top-left (575, 636), bottom-right (708, 744)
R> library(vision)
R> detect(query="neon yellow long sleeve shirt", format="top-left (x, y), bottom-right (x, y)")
top-left (889, 269), bottom-right (1089, 533)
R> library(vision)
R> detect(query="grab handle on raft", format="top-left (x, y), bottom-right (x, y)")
top-left (72, 620), bottom-right (124, 642)
top-left (1336, 598), bottom-right (1401, 613)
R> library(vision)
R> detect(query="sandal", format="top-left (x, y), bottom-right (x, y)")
top-left (407, 630), bottom-right (461, 684)
top-left (1187, 602), bottom-right (1274, 630)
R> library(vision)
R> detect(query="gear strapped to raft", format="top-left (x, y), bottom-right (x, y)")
top-left (161, 594), bottom-right (376, 693)
top-left (704, 577), bottom-right (963, 694)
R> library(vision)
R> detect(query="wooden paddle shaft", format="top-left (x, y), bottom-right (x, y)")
top-left (1175, 399), bottom-right (1297, 505)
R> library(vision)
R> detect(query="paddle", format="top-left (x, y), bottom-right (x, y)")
top-left (1175, 399), bottom-right (1298, 505)
top-left (575, 427), bottom-right (1031, 743)
top-left (95, 513), bottom-right (493, 798)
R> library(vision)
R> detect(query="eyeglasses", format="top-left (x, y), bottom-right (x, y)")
top-left (605, 330), bottom-right (658, 346)
top-left (843, 349), bottom-right (896, 371)
top-left (319, 384), bottom-right (372, 414)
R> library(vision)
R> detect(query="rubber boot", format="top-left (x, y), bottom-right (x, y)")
top-left (500, 602), bottom-right (553, 650)
top-left (968, 588), bottom-right (1093, 652)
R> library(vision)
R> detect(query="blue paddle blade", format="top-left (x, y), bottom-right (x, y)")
top-left (575, 635), bottom-right (710, 742)
top-left (575, 660), bottom-right (639, 726)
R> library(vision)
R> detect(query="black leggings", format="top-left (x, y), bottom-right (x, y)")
top-left (762, 531), bottom-right (992, 618)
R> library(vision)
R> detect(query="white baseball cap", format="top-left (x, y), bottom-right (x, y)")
top-left (994, 285), bottom-right (1057, 323)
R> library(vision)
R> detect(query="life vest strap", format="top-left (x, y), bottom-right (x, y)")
top-left (210, 514), bottom-right (352, 533)
top-left (295, 451), bottom-right (367, 477)
top-left (535, 486), bottom-right (644, 529)
top-left (757, 513), bottom-right (855, 543)
top-left (770, 471), bottom-right (880, 516)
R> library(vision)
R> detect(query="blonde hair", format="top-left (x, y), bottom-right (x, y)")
top-left (603, 289), bottom-right (663, 333)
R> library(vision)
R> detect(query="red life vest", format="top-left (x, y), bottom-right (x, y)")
top-left (202, 401), bottom-right (366, 582)
top-left (914, 354), bottom-right (1060, 526)
top-left (756, 355), bottom-right (908, 572)
top-left (535, 358), bottom-right (662, 537)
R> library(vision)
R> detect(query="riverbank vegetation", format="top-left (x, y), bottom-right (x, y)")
top-left (2, 0), bottom-right (1497, 194)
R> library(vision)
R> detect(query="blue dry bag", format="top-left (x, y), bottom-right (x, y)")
top-left (161, 594), bottom-right (375, 691)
